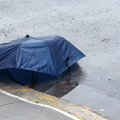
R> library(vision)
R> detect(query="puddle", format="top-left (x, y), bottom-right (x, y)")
top-left (0, 64), bottom-right (119, 120)
top-left (34, 63), bottom-right (85, 97)
top-left (62, 84), bottom-right (120, 120)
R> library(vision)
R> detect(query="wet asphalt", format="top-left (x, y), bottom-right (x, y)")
top-left (0, 0), bottom-right (120, 120)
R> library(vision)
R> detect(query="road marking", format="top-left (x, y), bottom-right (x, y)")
top-left (0, 83), bottom-right (109, 120)
top-left (0, 89), bottom-right (80, 120)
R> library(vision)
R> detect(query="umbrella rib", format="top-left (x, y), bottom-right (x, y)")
top-left (16, 38), bottom-right (30, 68)
top-left (16, 44), bottom-right (21, 68)
top-left (45, 40), bottom-right (57, 76)
top-left (25, 49), bottom-right (36, 69)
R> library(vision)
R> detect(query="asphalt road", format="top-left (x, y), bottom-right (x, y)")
top-left (0, 92), bottom-right (73, 120)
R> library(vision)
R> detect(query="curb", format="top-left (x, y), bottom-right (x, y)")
top-left (0, 82), bottom-right (109, 120)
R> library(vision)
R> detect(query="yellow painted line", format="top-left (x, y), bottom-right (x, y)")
top-left (9, 88), bottom-right (31, 92)
top-left (0, 83), bottom-right (109, 120)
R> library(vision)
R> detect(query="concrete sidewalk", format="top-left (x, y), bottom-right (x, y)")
top-left (0, 92), bottom-right (74, 120)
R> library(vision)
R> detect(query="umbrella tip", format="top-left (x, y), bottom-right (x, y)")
top-left (26, 35), bottom-right (30, 37)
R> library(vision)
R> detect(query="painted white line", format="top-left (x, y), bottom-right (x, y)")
top-left (0, 89), bottom-right (81, 120)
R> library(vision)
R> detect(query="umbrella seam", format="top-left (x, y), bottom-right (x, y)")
top-left (15, 37), bottom-right (29, 68)
top-left (16, 37), bottom-right (35, 69)
top-left (45, 40), bottom-right (58, 76)
top-left (16, 44), bottom-right (22, 68)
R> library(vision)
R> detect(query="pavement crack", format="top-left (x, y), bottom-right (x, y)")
top-left (0, 101), bottom-right (21, 107)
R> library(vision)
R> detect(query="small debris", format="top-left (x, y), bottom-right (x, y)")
top-left (101, 38), bottom-right (110, 42)
top-left (100, 109), bottom-right (105, 112)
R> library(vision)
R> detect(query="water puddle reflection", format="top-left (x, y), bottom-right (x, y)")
top-left (34, 63), bottom-right (85, 97)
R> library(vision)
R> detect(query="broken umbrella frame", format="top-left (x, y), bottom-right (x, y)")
top-left (0, 35), bottom-right (85, 88)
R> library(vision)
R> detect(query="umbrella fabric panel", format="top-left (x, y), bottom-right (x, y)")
top-left (0, 44), bottom-right (20, 69)
top-left (0, 69), bottom-right (15, 81)
top-left (0, 35), bottom-right (85, 77)
top-left (0, 37), bottom-right (28, 70)
top-left (46, 36), bottom-right (85, 75)
top-left (17, 39), bottom-right (57, 75)
top-left (8, 68), bottom-right (33, 86)
top-left (8, 68), bottom-right (58, 86)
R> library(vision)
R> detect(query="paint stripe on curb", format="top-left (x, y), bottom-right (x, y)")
top-left (0, 83), bottom-right (109, 120)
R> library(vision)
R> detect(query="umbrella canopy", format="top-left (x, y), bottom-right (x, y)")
top-left (0, 35), bottom-right (85, 86)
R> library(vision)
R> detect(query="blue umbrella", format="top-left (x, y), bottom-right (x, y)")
top-left (0, 35), bottom-right (85, 87)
